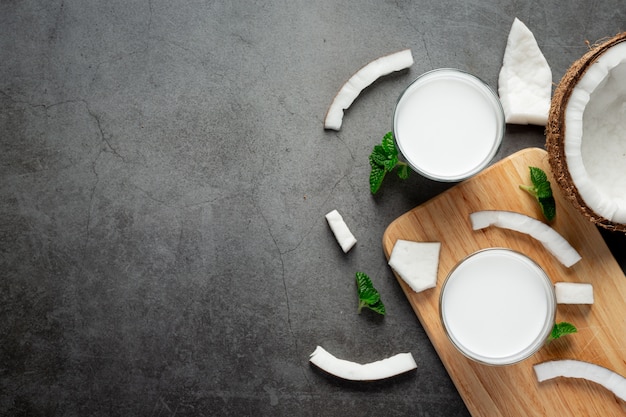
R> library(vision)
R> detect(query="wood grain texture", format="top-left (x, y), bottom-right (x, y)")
top-left (382, 148), bottom-right (626, 416)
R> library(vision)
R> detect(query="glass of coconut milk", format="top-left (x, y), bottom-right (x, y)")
top-left (393, 69), bottom-right (505, 182)
top-left (439, 248), bottom-right (556, 366)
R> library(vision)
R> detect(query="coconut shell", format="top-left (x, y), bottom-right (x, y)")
top-left (546, 32), bottom-right (626, 233)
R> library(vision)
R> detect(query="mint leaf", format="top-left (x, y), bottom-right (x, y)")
top-left (355, 272), bottom-right (386, 315)
top-left (381, 131), bottom-right (395, 154)
top-left (368, 132), bottom-right (411, 194)
top-left (382, 154), bottom-right (398, 172)
top-left (547, 321), bottom-right (577, 343)
top-left (529, 166), bottom-right (548, 186)
top-left (370, 145), bottom-right (388, 166)
top-left (355, 272), bottom-right (376, 300)
top-left (519, 166), bottom-right (556, 221)
top-left (539, 196), bottom-right (557, 221)
top-left (364, 299), bottom-right (386, 315)
top-left (534, 180), bottom-right (552, 200)
top-left (369, 165), bottom-right (386, 194)
top-left (358, 286), bottom-right (380, 306)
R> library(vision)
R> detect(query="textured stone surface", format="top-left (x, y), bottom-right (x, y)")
top-left (2, 1), bottom-right (625, 416)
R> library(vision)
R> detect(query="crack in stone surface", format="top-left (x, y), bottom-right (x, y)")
top-left (251, 196), bottom-right (303, 371)
top-left (0, 90), bottom-right (122, 255)
top-left (80, 100), bottom-right (125, 161)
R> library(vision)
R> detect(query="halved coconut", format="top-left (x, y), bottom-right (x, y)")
top-left (546, 32), bottom-right (626, 232)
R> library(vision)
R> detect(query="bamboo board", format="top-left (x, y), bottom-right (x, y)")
top-left (382, 148), bottom-right (626, 416)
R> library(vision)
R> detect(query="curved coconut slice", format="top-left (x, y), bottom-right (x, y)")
top-left (498, 18), bottom-right (552, 125)
top-left (562, 41), bottom-right (626, 225)
top-left (324, 49), bottom-right (414, 131)
top-left (534, 360), bottom-right (626, 402)
top-left (469, 210), bottom-right (581, 267)
top-left (309, 345), bottom-right (417, 381)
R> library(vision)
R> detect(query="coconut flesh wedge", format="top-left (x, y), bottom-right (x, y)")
top-left (388, 240), bottom-right (441, 293)
top-left (498, 18), bottom-right (552, 125)
top-left (547, 32), bottom-right (626, 232)
top-left (470, 210), bottom-right (582, 267)
top-left (309, 345), bottom-right (417, 381)
top-left (534, 360), bottom-right (626, 402)
top-left (324, 49), bottom-right (414, 131)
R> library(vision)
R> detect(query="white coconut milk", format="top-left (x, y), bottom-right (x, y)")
top-left (393, 69), bottom-right (505, 182)
top-left (440, 248), bottom-right (555, 365)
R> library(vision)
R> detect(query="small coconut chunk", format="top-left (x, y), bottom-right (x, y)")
top-left (309, 345), bottom-right (417, 381)
top-left (388, 240), bottom-right (441, 293)
top-left (498, 18), bottom-right (552, 126)
top-left (324, 49), bottom-right (414, 131)
top-left (554, 282), bottom-right (594, 304)
top-left (534, 360), bottom-right (626, 402)
top-left (470, 210), bottom-right (582, 267)
top-left (325, 209), bottom-right (357, 253)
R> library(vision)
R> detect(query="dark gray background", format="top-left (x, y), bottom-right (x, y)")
top-left (2, 1), bottom-right (625, 416)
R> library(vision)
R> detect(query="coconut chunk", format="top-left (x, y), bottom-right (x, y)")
top-left (325, 209), bottom-right (357, 253)
top-left (534, 360), bottom-right (626, 402)
top-left (388, 240), bottom-right (441, 293)
top-left (469, 210), bottom-right (581, 267)
top-left (309, 345), bottom-right (417, 381)
top-left (498, 18), bottom-right (552, 125)
top-left (554, 282), bottom-right (594, 304)
top-left (324, 49), bottom-right (414, 131)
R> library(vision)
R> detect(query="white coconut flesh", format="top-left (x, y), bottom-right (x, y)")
top-left (554, 282), bottom-right (594, 304)
top-left (534, 360), bottom-right (626, 402)
top-left (324, 49), bottom-right (414, 131)
top-left (498, 18), bottom-right (552, 126)
top-left (309, 345), bottom-right (417, 381)
top-left (564, 41), bottom-right (626, 224)
top-left (388, 240), bottom-right (441, 293)
top-left (469, 210), bottom-right (582, 268)
top-left (325, 209), bottom-right (357, 253)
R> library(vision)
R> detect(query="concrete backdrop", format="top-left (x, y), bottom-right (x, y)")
top-left (2, 1), bottom-right (625, 416)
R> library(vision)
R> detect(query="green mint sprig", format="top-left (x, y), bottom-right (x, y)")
top-left (355, 272), bottom-right (385, 315)
top-left (547, 321), bottom-right (577, 343)
top-left (369, 132), bottom-right (410, 194)
top-left (519, 166), bottom-right (556, 221)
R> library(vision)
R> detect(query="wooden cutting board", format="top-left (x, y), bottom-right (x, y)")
top-left (382, 147), bottom-right (626, 416)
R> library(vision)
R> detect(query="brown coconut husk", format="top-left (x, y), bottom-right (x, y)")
top-left (546, 32), bottom-right (626, 233)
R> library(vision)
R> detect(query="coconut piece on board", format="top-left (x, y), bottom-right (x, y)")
top-left (534, 360), bottom-right (626, 402)
top-left (555, 282), bottom-right (594, 304)
top-left (388, 240), bottom-right (441, 293)
top-left (469, 210), bottom-right (581, 268)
